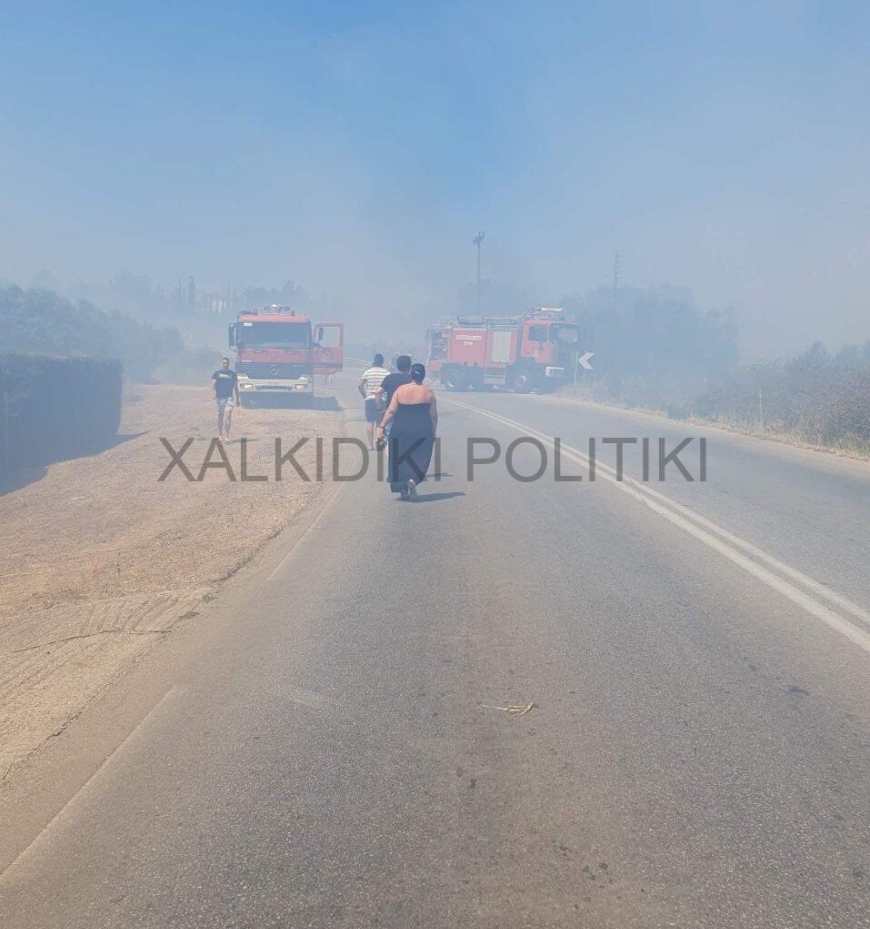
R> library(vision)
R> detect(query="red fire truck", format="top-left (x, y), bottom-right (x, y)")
top-left (227, 307), bottom-right (343, 407)
top-left (426, 307), bottom-right (579, 392)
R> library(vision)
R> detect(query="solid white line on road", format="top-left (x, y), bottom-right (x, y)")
top-left (0, 685), bottom-right (186, 883)
top-left (266, 482), bottom-right (347, 582)
top-left (458, 401), bottom-right (870, 631)
top-left (284, 687), bottom-right (342, 710)
top-left (446, 398), bottom-right (870, 655)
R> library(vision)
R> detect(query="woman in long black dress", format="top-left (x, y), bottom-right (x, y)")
top-left (376, 363), bottom-right (437, 500)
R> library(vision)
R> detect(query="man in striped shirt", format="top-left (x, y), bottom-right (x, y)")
top-left (358, 354), bottom-right (391, 449)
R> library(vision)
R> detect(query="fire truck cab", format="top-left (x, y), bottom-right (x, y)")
top-left (228, 306), bottom-right (343, 407)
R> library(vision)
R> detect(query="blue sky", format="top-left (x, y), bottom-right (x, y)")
top-left (2, 1), bottom-right (869, 353)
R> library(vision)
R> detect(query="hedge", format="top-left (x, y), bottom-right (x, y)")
top-left (0, 354), bottom-right (122, 479)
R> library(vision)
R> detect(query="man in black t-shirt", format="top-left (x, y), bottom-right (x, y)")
top-left (211, 357), bottom-right (240, 440)
top-left (377, 355), bottom-right (413, 439)
top-left (379, 355), bottom-right (413, 408)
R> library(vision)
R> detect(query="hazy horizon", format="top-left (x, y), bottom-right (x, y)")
top-left (3, 2), bottom-right (869, 359)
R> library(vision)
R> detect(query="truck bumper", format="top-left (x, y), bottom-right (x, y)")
top-left (237, 377), bottom-right (313, 394)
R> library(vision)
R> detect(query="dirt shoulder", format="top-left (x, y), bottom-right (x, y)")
top-left (0, 384), bottom-right (345, 781)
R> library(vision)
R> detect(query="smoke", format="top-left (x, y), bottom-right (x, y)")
top-left (2, 3), bottom-right (869, 357)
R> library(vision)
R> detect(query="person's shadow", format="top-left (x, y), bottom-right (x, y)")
top-left (411, 491), bottom-right (465, 503)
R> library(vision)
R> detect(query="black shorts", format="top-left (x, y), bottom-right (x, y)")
top-left (364, 397), bottom-right (383, 424)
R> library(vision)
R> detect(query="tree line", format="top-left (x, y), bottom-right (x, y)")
top-left (1, 284), bottom-right (214, 382)
top-left (694, 341), bottom-right (870, 449)
top-left (560, 285), bottom-right (869, 452)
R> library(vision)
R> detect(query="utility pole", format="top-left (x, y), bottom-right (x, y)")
top-left (473, 232), bottom-right (485, 313)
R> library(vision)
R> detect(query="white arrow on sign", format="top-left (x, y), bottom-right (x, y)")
top-left (578, 351), bottom-right (595, 370)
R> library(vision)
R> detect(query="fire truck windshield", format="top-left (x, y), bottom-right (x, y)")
top-left (238, 321), bottom-right (310, 348)
top-left (553, 325), bottom-right (579, 344)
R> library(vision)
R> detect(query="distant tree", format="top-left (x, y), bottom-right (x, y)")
top-left (31, 269), bottom-right (61, 291)
top-left (695, 336), bottom-right (870, 448)
top-left (559, 285), bottom-right (738, 408)
top-left (240, 279), bottom-right (309, 310)
top-left (1, 284), bottom-right (189, 382)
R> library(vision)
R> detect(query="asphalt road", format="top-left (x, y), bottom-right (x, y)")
top-left (1, 383), bottom-right (868, 928)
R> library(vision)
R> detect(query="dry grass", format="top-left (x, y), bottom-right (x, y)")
top-left (0, 384), bottom-right (344, 780)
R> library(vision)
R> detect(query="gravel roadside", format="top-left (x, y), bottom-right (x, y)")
top-left (0, 384), bottom-right (346, 781)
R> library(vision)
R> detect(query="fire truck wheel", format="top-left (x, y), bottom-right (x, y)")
top-left (239, 394), bottom-right (256, 409)
top-left (513, 374), bottom-right (531, 393)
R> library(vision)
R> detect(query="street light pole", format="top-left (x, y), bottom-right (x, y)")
top-left (473, 232), bottom-right (485, 313)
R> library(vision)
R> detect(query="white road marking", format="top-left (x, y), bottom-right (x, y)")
top-left (0, 685), bottom-right (185, 882)
top-left (266, 482), bottom-right (346, 582)
top-left (447, 398), bottom-right (870, 655)
top-left (458, 401), bottom-right (870, 630)
top-left (284, 687), bottom-right (341, 710)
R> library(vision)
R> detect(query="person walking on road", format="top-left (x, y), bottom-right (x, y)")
top-left (380, 354), bottom-right (413, 407)
top-left (359, 353), bottom-right (391, 449)
top-left (378, 354), bottom-right (413, 438)
top-left (377, 362), bottom-right (437, 500)
top-left (212, 357), bottom-right (240, 441)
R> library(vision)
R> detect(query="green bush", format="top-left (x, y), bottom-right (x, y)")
top-left (0, 354), bottom-right (122, 479)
